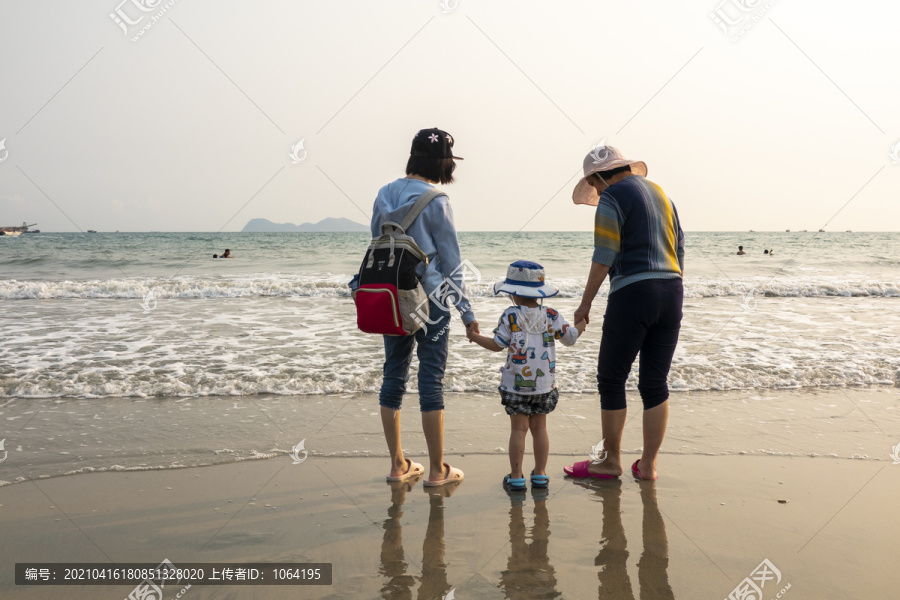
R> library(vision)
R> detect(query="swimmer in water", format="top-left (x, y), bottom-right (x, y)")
top-left (737, 246), bottom-right (746, 255)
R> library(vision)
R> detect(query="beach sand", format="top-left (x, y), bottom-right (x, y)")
top-left (1, 451), bottom-right (897, 599)
top-left (1, 387), bottom-right (899, 598)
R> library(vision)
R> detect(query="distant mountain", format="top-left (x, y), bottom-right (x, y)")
top-left (242, 217), bottom-right (368, 233)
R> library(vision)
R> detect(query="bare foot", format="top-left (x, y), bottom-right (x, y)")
top-left (388, 458), bottom-right (409, 479)
top-left (634, 458), bottom-right (658, 481)
top-left (428, 463), bottom-right (449, 482)
top-left (587, 459), bottom-right (623, 478)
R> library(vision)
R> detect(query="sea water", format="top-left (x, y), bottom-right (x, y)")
top-left (1, 231), bottom-right (899, 398)
top-left (2, 231), bottom-right (898, 478)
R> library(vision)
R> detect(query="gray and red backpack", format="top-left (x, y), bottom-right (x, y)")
top-left (352, 188), bottom-right (443, 336)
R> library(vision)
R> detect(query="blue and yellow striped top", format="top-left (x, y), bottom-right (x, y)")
top-left (592, 175), bottom-right (685, 294)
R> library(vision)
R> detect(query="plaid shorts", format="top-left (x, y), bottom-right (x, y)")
top-left (499, 388), bottom-right (559, 416)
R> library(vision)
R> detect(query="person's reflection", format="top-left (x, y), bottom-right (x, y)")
top-left (573, 479), bottom-right (673, 600)
top-left (418, 486), bottom-right (453, 600)
top-left (380, 479), bottom-right (418, 600)
top-left (636, 484), bottom-right (674, 600)
top-left (379, 478), bottom-right (456, 600)
top-left (499, 490), bottom-right (561, 599)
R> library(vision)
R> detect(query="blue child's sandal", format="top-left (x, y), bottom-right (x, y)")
top-left (530, 471), bottom-right (549, 489)
top-left (503, 474), bottom-right (527, 491)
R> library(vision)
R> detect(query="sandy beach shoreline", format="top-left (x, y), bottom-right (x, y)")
top-left (2, 386), bottom-right (897, 597)
top-left (1, 387), bottom-right (896, 485)
top-left (1, 452), bottom-right (897, 599)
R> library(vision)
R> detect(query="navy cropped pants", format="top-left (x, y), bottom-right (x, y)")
top-left (597, 278), bottom-right (684, 411)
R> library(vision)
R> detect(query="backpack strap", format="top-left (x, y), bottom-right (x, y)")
top-left (397, 188), bottom-right (445, 233)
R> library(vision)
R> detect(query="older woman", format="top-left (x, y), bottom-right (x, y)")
top-left (564, 146), bottom-right (684, 481)
top-left (369, 128), bottom-right (479, 486)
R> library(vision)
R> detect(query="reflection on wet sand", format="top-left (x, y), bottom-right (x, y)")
top-left (380, 477), bottom-right (672, 600)
top-left (499, 490), bottom-right (562, 599)
top-left (379, 478), bottom-right (456, 600)
top-left (575, 479), bottom-right (674, 599)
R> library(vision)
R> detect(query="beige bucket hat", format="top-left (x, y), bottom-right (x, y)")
top-left (572, 144), bottom-right (647, 206)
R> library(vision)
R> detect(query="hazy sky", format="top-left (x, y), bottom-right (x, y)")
top-left (1, 0), bottom-right (898, 232)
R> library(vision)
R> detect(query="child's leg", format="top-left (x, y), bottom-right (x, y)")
top-left (529, 414), bottom-right (549, 475)
top-left (508, 414), bottom-right (530, 479)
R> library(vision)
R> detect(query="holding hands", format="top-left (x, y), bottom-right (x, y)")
top-left (574, 302), bottom-right (591, 326)
top-left (574, 318), bottom-right (587, 335)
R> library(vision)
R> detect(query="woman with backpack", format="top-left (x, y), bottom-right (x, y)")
top-left (365, 127), bottom-right (479, 487)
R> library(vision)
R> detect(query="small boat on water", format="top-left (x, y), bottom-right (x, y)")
top-left (0, 222), bottom-right (36, 236)
top-left (86, 230), bottom-right (98, 233)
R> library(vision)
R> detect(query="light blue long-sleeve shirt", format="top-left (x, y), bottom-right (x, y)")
top-left (370, 178), bottom-right (475, 325)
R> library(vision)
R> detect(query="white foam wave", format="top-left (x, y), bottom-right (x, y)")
top-left (2, 275), bottom-right (899, 300)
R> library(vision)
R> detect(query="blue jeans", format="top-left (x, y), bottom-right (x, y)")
top-left (379, 300), bottom-right (450, 412)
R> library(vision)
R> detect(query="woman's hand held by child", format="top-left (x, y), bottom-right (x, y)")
top-left (574, 303), bottom-right (591, 325)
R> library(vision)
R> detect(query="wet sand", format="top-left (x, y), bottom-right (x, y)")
top-left (1, 452), bottom-right (897, 599)
top-left (1, 386), bottom-right (897, 598)
top-left (1, 387), bottom-right (897, 481)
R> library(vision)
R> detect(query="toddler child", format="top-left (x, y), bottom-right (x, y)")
top-left (467, 261), bottom-right (585, 491)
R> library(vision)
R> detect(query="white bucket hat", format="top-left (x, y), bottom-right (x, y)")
top-left (493, 260), bottom-right (559, 298)
top-left (572, 145), bottom-right (647, 206)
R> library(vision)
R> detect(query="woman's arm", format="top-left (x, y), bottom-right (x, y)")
top-left (424, 197), bottom-right (478, 333)
top-left (574, 262), bottom-right (611, 325)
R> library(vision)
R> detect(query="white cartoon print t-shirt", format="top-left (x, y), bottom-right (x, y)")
top-left (492, 305), bottom-right (578, 395)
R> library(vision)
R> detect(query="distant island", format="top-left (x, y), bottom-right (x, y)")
top-left (241, 217), bottom-right (368, 233)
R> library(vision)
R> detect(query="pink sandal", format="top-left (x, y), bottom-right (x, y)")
top-left (631, 459), bottom-right (657, 481)
top-left (563, 460), bottom-right (618, 479)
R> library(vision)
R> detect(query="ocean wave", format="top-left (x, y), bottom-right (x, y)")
top-left (2, 356), bottom-right (896, 399)
top-left (2, 276), bottom-right (899, 300)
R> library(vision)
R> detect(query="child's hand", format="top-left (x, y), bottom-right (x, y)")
top-left (575, 319), bottom-right (587, 335)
